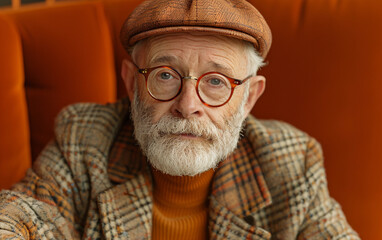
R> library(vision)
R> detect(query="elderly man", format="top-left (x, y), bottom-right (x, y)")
top-left (0, 0), bottom-right (359, 239)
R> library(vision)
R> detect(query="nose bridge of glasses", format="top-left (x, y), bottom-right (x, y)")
top-left (180, 76), bottom-right (198, 95)
top-left (182, 76), bottom-right (198, 81)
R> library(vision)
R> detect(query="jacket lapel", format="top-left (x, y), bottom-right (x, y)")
top-left (208, 198), bottom-right (271, 239)
top-left (97, 172), bottom-right (153, 240)
top-left (208, 121), bottom-right (273, 239)
top-left (98, 113), bottom-right (154, 239)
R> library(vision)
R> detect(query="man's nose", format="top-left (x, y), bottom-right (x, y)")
top-left (171, 80), bottom-right (203, 119)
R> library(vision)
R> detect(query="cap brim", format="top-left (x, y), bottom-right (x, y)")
top-left (128, 26), bottom-right (265, 57)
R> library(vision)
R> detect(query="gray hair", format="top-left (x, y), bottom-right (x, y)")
top-left (245, 42), bottom-right (265, 77)
top-left (241, 42), bottom-right (265, 101)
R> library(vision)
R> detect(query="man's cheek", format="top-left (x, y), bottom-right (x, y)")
top-left (151, 106), bottom-right (173, 123)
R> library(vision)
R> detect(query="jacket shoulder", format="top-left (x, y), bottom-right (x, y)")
top-left (245, 115), bottom-right (318, 151)
top-left (55, 98), bottom-right (129, 131)
top-left (245, 115), bottom-right (310, 142)
top-left (54, 98), bottom-right (130, 147)
top-left (244, 115), bottom-right (323, 177)
top-left (48, 98), bottom-right (131, 194)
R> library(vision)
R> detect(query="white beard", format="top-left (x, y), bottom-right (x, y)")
top-left (131, 91), bottom-right (247, 176)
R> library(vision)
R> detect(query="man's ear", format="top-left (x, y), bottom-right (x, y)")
top-left (121, 59), bottom-right (136, 102)
top-left (243, 75), bottom-right (266, 117)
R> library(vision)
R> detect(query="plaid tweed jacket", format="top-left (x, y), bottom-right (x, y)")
top-left (0, 98), bottom-right (359, 239)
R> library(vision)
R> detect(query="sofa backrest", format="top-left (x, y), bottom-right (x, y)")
top-left (2, 1), bottom-right (117, 164)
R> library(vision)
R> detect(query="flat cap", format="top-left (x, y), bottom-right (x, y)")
top-left (120, 0), bottom-right (272, 58)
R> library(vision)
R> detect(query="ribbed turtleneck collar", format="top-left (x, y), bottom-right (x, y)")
top-left (151, 168), bottom-right (215, 213)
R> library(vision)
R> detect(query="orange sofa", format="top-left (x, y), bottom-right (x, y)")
top-left (0, 0), bottom-right (381, 238)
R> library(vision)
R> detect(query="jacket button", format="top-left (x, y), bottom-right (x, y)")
top-left (243, 215), bottom-right (255, 226)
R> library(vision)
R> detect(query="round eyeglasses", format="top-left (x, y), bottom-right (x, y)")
top-left (137, 65), bottom-right (250, 107)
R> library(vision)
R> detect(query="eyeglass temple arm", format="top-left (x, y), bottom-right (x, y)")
top-left (233, 74), bottom-right (252, 85)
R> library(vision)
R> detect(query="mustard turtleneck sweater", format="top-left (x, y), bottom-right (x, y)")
top-left (151, 168), bottom-right (215, 240)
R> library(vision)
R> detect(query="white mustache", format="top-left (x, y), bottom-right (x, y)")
top-left (151, 115), bottom-right (220, 141)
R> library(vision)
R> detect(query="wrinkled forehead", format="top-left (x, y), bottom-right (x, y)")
top-left (131, 32), bottom-right (249, 74)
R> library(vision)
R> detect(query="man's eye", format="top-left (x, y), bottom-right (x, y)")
top-left (160, 72), bottom-right (173, 80)
top-left (209, 78), bottom-right (222, 86)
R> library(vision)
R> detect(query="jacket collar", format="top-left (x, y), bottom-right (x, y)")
top-left (107, 116), bottom-right (148, 183)
top-left (210, 134), bottom-right (272, 217)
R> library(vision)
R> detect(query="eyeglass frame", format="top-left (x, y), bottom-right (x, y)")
top-left (136, 64), bottom-right (251, 107)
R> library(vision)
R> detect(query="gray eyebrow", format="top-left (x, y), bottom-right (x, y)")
top-left (211, 62), bottom-right (233, 76)
top-left (150, 56), bottom-right (178, 66)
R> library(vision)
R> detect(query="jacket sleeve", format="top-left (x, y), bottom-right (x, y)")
top-left (297, 138), bottom-right (360, 239)
top-left (0, 141), bottom-right (83, 239)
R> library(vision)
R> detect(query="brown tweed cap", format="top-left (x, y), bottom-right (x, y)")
top-left (120, 0), bottom-right (272, 58)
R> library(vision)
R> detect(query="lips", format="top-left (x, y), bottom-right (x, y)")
top-left (162, 131), bottom-right (200, 138)
top-left (159, 131), bottom-right (213, 141)
top-left (179, 133), bottom-right (199, 138)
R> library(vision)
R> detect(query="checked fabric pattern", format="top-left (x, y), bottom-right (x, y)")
top-left (0, 98), bottom-right (359, 239)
